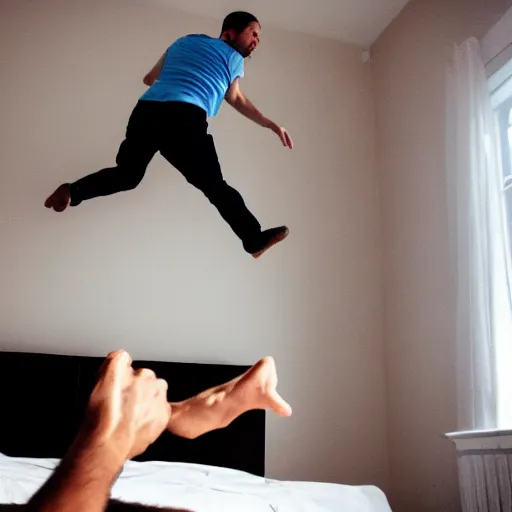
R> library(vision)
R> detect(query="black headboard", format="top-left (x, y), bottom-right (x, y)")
top-left (0, 350), bottom-right (265, 476)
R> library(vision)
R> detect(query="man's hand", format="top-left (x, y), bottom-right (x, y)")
top-left (270, 125), bottom-right (294, 149)
top-left (225, 79), bottom-right (294, 149)
top-left (79, 350), bottom-right (171, 462)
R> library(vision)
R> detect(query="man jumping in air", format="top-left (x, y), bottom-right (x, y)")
top-left (45, 11), bottom-right (294, 259)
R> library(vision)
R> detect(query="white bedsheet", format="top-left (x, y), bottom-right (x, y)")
top-left (0, 453), bottom-right (392, 511)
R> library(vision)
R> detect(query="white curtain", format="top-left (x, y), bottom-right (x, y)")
top-left (446, 37), bottom-right (510, 431)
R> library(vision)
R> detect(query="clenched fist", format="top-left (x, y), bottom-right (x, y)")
top-left (80, 350), bottom-right (171, 462)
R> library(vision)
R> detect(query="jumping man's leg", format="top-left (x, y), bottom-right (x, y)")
top-left (45, 101), bottom-right (160, 211)
top-left (159, 104), bottom-right (289, 258)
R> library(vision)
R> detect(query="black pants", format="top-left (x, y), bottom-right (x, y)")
top-left (70, 100), bottom-right (262, 253)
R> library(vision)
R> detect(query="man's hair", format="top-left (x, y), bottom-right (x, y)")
top-left (221, 11), bottom-right (260, 35)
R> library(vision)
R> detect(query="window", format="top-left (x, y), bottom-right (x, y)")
top-left (489, 59), bottom-right (512, 428)
top-left (495, 98), bottom-right (512, 279)
top-left (490, 64), bottom-right (512, 302)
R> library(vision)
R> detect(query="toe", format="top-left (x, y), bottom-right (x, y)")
top-left (271, 391), bottom-right (292, 417)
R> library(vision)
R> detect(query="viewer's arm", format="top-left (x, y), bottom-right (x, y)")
top-left (25, 351), bottom-right (171, 512)
top-left (25, 436), bottom-right (123, 512)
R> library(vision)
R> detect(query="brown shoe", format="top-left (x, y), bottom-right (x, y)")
top-left (44, 183), bottom-right (71, 212)
top-left (251, 226), bottom-right (289, 259)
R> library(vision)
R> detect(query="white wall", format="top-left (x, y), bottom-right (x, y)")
top-left (371, 0), bottom-right (512, 510)
top-left (0, 0), bottom-right (388, 488)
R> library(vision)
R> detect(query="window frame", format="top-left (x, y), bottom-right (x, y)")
top-left (489, 60), bottom-right (512, 428)
top-left (491, 80), bottom-right (512, 305)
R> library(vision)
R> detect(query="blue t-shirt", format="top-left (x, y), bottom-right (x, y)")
top-left (140, 34), bottom-right (244, 117)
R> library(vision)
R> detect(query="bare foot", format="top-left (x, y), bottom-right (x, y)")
top-left (167, 357), bottom-right (292, 439)
top-left (44, 183), bottom-right (71, 212)
top-left (233, 356), bottom-right (292, 417)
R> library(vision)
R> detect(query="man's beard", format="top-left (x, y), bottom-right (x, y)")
top-left (225, 37), bottom-right (250, 58)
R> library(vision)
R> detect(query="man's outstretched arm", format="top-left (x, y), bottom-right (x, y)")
top-left (225, 79), bottom-right (294, 149)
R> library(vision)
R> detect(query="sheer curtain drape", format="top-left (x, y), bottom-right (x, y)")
top-left (446, 36), bottom-right (510, 431)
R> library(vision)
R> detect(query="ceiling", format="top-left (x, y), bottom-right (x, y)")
top-left (139, 0), bottom-right (411, 47)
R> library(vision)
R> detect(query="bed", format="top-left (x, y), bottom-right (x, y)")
top-left (0, 350), bottom-right (392, 511)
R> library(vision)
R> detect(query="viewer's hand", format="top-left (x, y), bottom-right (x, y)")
top-left (79, 350), bottom-right (171, 462)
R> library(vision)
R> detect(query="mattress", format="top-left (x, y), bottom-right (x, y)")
top-left (0, 453), bottom-right (392, 511)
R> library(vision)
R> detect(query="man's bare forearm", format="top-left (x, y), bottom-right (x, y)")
top-left (25, 437), bottom-right (124, 512)
top-left (231, 95), bottom-right (278, 132)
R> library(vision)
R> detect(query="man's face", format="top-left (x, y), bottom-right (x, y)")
top-left (232, 21), bottom-right (261, 57)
